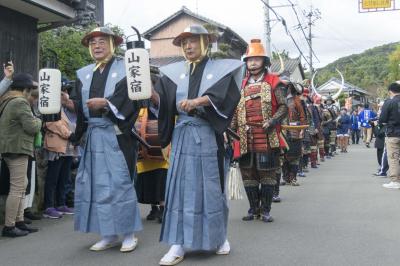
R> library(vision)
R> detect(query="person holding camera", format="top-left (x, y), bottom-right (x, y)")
top-left (379, 82), bottom-right (400, 189)
top-left (0, 61), bottom-right (14, 97)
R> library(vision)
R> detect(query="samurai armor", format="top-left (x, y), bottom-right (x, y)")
top-left (285, 139), bottom-right (302, 160)
top-left (239, 150), bottom-right (280, 171)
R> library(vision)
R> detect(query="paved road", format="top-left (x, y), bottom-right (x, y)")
top-left (1, 144), bottom-right (400, 266)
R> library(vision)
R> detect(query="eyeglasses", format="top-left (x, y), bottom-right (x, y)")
top-left (89, 40), bottom-right (108, 47)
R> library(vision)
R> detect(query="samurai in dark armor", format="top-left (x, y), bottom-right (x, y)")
top-left (282, 82), bottom-right (306, 186)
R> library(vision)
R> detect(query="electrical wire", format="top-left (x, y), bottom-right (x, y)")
top-left (260, 0), bottom-right (311, 66)
top-left (287, 0), bottom-right (320, 63)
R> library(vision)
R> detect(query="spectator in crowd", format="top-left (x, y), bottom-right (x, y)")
top-left (0, 85), bottom-right (42, 224)
top-left (357, 105), bottom-right (364, 141)
top-left (373, 101), bottom-right (387, 177)
top-left (375, 147), bottom-right (389, 177)
top-left (24, 89), bottom-right (43, 221)
top-left (337, 108), bottom-right (351, 153)
top-left (42, 78), bottom-right (79, 219)
top-left (373, 121), bottom-right (388, 177)
top-left (350, 110), bottom-right (360, 144)
top-left (0, 62), bottom-right (14, 97)
top-left (0, 73), bottom-right (42, 237)
top-left (379, 82), bottom-right (400, 189)
top-left (359, 103), bottom-right (376, 148)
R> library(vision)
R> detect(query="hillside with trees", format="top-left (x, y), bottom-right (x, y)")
top-left (313, 42), bottom-right (400, 98)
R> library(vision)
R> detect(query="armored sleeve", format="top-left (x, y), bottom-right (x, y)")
top-left (270, 85), bottom-right (288, 125)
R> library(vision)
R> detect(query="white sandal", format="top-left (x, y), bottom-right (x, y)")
top-left (159, 255), bottom-right (184, 266)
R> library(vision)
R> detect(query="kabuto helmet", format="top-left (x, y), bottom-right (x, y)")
top-left (172, 24), bottom-right (217, 47)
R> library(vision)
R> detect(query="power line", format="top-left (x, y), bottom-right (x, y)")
top-left (304, 5), bottom-right (321, 76)
top-left (287, 0), bottom-right (320, 63)
top-left (260, 0), bottom-right (311, 66)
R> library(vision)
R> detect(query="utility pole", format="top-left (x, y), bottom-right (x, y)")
top-left (307, 9), bottom-right (313, 77)
top-left (262, 0), bottom-right (295, 59)
top-left (264, 1), bottom-right (272, 58)
top-left (305, 6), bottom-right (320, 77)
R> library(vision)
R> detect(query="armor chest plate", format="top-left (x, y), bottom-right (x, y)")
top-left (287, 97), bottom-right (300, 123)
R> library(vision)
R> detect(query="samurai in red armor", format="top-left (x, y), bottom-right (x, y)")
top-left (231, 39), bottom-right (287, 223)
top-left (282, 82), bottom-right (306, 186)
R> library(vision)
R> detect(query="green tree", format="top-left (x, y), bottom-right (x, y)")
top-left (203, 23), bottom-right (232, 59)
top-left (272, 50), bottom-right (289, 60)
top-left (313, 42), bottom-right (399, 97)
top-left (376, 85), bottom-right (389, 99)
top-left (337, 93), bottom-right (346, 107)
top-left (388, 45), bottom-right (400, 81)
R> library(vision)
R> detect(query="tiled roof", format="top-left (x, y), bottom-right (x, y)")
top-left (270, 57), bottom-right (303, 76)
top-left (150, 56), bottom-right (185, 68)
top-left (317, 77), bottom-right (370, 95)
top-left (143, 6), bottom-right (247, 48)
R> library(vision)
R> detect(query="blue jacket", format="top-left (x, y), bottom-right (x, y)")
top-left (337, 114), bottom-right (351, 134)
top-left (359, 109), bottom-right (376, 128)
top-left (351, 114), bottom-right (359, 130)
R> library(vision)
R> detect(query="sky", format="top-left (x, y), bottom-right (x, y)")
top-left (104, 0), bottom-right (400, 69)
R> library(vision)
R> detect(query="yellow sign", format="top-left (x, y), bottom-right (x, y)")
top-left (362, 0), bottom-right (392, 9)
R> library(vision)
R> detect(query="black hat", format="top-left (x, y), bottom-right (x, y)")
top-left (11, 73), bottom-right (38, 89)
top-left (388, 82), bottom-right (400, 93)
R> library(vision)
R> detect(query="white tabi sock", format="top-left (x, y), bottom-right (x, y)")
top-left (92, 235), bottom-right (119, 249)
top-left (161, 245), bottom-right (185, 262)
top-left (121, 233), bottom-right (137, 249)
top-left (216, 239), bottom-right (231, 255)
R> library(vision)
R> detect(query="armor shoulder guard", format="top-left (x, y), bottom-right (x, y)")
top-left (264, 73), bottom-right (283, 90)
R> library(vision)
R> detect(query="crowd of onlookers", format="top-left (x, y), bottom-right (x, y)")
top-left (349, 82), bottom-right (400, 190)
top-left (0, 62), bottom-right (80, 237)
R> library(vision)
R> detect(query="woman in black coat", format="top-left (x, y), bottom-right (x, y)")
top-left (373, 121), bottom-right (385, 166)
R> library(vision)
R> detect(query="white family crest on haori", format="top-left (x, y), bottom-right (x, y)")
top-left (38, 68), bottom-right (61, 115)
top-left (125, 47), bottom-right (151, 100)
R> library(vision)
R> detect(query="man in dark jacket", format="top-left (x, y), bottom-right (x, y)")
top-left (379, 82), bottom-right (400, 189)
top-left (350, 110), bottom-right (360, 144)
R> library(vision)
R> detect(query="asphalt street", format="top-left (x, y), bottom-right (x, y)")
top-left (1, 143), bottom-right (399, 266)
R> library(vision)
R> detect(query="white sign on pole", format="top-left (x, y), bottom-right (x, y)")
top-left (38, 68), bottom-right (61, 115)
